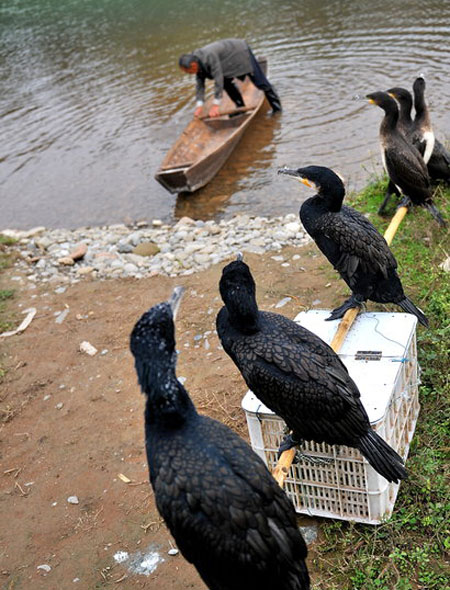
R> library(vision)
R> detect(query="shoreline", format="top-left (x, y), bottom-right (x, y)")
top-left (2, 213), bottom-right (311, 285)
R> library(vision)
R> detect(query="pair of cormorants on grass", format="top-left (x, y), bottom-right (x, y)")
top-left (366, 76), bottom-right (447, 224)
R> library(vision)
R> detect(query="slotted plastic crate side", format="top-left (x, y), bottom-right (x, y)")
top-left (242, 312), bottom-right (420, 524)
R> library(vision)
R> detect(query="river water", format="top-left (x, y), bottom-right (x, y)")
top-left (1, 0), bottom-right (449, 229)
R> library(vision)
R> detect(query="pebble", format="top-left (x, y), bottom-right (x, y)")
top-left (37, 564), bottom-right (52, 573)
top-left (79, 341), bottom-right (98, 356)
top-left (3, 214), bottom-right (311, 284)
top-left (67, 496), bottom-right (79, 504)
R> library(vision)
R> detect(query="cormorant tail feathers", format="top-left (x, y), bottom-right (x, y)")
top-left (357, 429), bottom-right (407, 483)
top-left (397, 297), bottom-right (429, 328)
top-left (424, 202), bottom-right (447, 228)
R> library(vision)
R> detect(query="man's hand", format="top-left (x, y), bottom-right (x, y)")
top-left (194, 106), bottom-right (203, 118)
top-left (208, 104), bottom-right (220, 118)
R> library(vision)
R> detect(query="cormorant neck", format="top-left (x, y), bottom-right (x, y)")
top-left (138, 357), bottom-right (197, 428)
top-left (398, 100), bottom-right (413, 127)
top-left (413, 87), bottom-right (426, 117)
top-left (380, 105), bottom-right (399, 136)
top-left (227, 294), bottom-right (261, 335)
top-left (318, 184), bottom-right (345, 213)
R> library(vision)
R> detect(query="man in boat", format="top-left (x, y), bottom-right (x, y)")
top-left (179, 38), bottom-right (282, 118)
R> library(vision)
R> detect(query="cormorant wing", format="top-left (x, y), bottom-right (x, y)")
top-left (156, 417), bottom-right (307, 584)
top-left (236, 312), bottom-right (364, 420)
top-left (384, 145), bottom-right (430, 194)
top-left (313, 207), bottom-right (397, 287)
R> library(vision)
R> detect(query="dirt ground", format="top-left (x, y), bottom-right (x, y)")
top-left (0, 244), bottom-right (347, 590)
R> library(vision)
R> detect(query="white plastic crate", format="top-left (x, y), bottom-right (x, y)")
top-left (242, 310), bottom-right (420, 525)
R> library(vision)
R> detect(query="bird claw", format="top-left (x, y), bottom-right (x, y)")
top-left (326, 297), bottom-right (363, 321)
top-left (277, 433), bottom-right (301, 459)
top-left (398, 196), bottom-right (412, 209)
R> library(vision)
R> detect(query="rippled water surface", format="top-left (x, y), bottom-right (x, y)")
top-left (1, 0), bottom-right (449, 229)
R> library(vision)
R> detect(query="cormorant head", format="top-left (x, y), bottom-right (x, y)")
top-left (413, 75), bottom-right (426, 94)
top-left (412, 76), bottom-right (427, 111)
top-left (219, 256), bottom-right (260, 333)
top-left (278, 165), bottom-right (345, 211)
top-left (387, 87), bottom-right (413, 113)
top-left (366, 91), bottom-right (399, 115)
top-left (130, 287), bottom-right (185, 392)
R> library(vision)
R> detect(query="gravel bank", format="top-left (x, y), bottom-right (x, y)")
top-left (2, 214), bottom-right (311, 285)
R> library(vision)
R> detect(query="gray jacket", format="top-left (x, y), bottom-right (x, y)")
top-left (192, 39), bottom-right (253, 103)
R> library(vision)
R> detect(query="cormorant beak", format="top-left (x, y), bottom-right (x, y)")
top-left (236, 252), bottom-right (243, 262)
top-left (168, 286), bottom-right (185, 320)
top-left (367, 97), bottom-right (376, 104)
top-left (278, 168), bottom-right (312, 187)
top-left (388, 93), bottom-right (395, 99)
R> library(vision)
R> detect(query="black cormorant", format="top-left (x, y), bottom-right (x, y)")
top-left (367, 91), bottom-right (445, 226)
top-left (216, 258), bottom-right (408, 483)
top-left (278, 165), bottom-right (429, 327)
top-left (130, 287), bottom-right (310, 590)
top-left (412, 76), bottom-right (450, 183)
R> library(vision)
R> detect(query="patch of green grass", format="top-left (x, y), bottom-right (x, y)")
top-left (311, 176), bottom-right (450, 589)
top-left (0, 237), bottom-right (18, 380)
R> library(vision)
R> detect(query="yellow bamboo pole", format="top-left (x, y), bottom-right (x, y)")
top-left (272, 205), bottom-right (409, 488)
top-left (384, 206), bottom-right (408, 246)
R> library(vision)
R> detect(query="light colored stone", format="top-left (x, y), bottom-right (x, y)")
top-left (133, 242), bottom-right (160, 257)
top-left (58, 257), bottom-right (75, 266)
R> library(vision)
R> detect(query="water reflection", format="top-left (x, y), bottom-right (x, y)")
top-left (1, 0), bottom-right (449, 229)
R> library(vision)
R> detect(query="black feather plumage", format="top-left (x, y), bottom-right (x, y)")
top-left (366, 91), bottom-right (445, 226)
top-left (216, 259), bottom-right (408, 484)
top-left (130, 289), bottom-right (310, 590)
top-left (278, 165), bottom-right (429, 327)
top-left (388, 83), bottom-right (450, 184)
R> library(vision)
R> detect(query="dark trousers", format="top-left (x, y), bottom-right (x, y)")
top-left (223, 48), bottom-right (282, 112)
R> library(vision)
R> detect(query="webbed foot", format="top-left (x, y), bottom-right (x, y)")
top-left (326, 295), bottom-right (364, 321)
top-left (277, 433), bottom-right (302, 459)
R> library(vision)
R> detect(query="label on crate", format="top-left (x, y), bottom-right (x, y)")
top-left (354, 350), bottom-right (383, 361)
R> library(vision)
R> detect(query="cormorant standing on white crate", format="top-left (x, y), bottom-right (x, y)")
top-left (130, 287), bottom-right (310, 590)
top-left (278, 165), bottom-right (429, 327)
top-left (216, 257), bottom-right (408, 483)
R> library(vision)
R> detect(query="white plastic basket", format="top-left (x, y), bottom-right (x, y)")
top-left (242, 310), bottom-right (420, 525)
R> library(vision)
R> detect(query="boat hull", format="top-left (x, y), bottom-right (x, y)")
top-left (155, 59), bottom-right (268, 194)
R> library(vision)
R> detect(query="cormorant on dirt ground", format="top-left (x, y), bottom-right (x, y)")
top-left (366, 91), bottom-right (446, 226)
top-left (278, 165), bottom-right (429, 327)
top-left (412, 76), bottom-right (450, 183)
top-left (130, 287), bottom-right (310, 590)
top-left (216, 257), bottom-right (408, 483)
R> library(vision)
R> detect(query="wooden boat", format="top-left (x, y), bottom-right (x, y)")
top-left (155, 59), bottom-right (268, 194)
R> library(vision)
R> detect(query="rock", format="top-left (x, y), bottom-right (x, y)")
top-left (152, 219), bottom-right (163, 227)
top-left (37, 564), bottom-right (52, 572)
top-left (55, 309), bottom-right (70, 324)
top-left (69, 243), bottom-right (88, 261)
top-left (275, 297), bottom-right (292, 308)
top-left (132, 242), bottom-right (160, 257)
top-left (67, 495), bottom-right (79, 504)
top-left (77, 266), bottom-right (94, 275)
top-left (168, 548), bottom-right (179, 556)
top-left (79, 341), bottom-right (98, 356)
top-left (175, 217), bottom-right (196, 228)
top-left (58, 257), bottom-right (75, 266)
